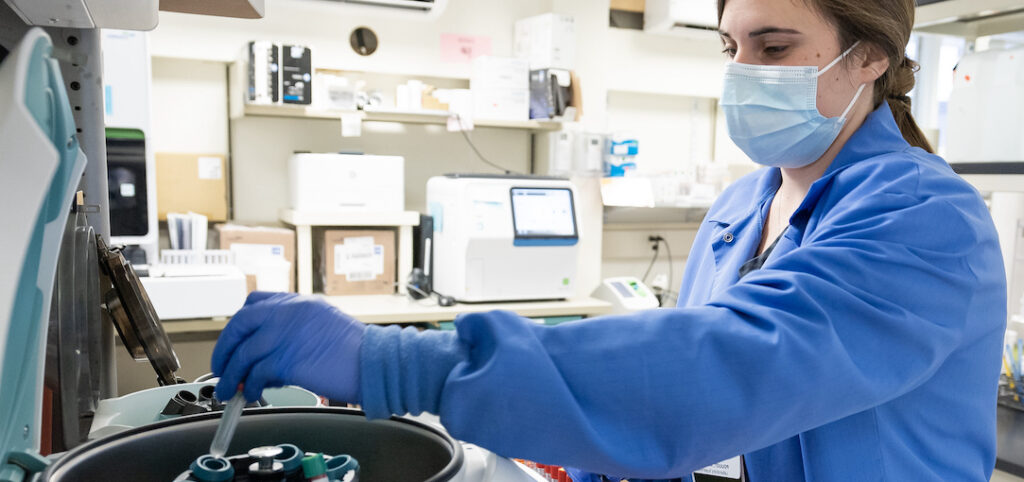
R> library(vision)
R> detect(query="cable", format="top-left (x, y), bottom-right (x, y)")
top-left (453, 114), bottom-right (524, 175)
top-left (641, 240), bottom-right (660, 283)
top-left (658, 237), bottom-right (675, 307)
top-left (644, 236), bottom-right (675, 307)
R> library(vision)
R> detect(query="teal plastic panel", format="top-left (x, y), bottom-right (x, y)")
top-left (1, 29), bottom-right (86, 478)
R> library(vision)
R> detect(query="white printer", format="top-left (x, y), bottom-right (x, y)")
top-left (289, 153), bottom-right (404, 212)
top-left (427, 175), bottom-right (579, 302)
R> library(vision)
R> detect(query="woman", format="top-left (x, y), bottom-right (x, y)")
top-left (210, 0), bottom-right (1006, 479)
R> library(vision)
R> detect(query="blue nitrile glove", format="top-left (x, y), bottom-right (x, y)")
top-left (211, 292), bottom-right (366, 403)
top-left (565, 468), bottom-right (604, 482)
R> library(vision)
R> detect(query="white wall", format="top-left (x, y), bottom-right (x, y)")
top-left (606, 91), bottom-right (716, 173)
top-left (150, 57), bottom-right (229, 154)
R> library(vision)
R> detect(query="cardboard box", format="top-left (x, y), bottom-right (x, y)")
top-left (324, 229), bottom-right (395, 296)
top-left (156, 153), bottom-right (229, 221)
top-left (610, 0), bottom-right (645, 12)
top-left (217, 224), bottom-right (296, 292)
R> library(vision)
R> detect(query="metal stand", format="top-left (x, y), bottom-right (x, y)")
top-left (41, 26), bottom-right (118, 401)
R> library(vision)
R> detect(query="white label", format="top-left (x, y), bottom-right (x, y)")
top-left (119, 183), bottom-right (136, 198)
top-left (694, 457), bottom-right (742, 479)
top-left (341, 113), bottom-right (362, 137)
top-left (334, 237), bottom-right (384, 282)
top-left (198, 156), bottom-right (223, 180)
top-left (230, 243), bottom-right (286, 274)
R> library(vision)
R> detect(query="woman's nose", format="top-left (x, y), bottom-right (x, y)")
top-left (733, 48), bottom-right (759, 65)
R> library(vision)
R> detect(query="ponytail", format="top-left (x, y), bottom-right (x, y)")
top-left (882, 56), bottom-right (934, 153)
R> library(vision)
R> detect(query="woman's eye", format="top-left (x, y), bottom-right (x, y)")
top-left (764, 45), bottom-right (789, 55)
top-left (722, 47), bottom-right (737, 58)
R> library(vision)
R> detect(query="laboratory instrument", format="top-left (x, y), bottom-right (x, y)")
top-left (89, 382), bottom-right (320, 439)
top-left (591, 277), bottom-right (660, 315)
top-left (239, 42), bottom-right (312, 106)
top-left (280, 44), bottom-right (312, 105)
top-left (427, 174), bottom-right (580, 302)
top-left (0, 25), bottom-right (88, 473)
top-left (103, 29), bottom-right (159, 265)
top-left (289, 153), bottom-right (405, 213)
top-left (44, 407), bottom-right (530, 481)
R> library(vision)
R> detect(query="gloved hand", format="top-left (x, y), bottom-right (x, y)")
top-left (211, 291), bottom-right (366, 403)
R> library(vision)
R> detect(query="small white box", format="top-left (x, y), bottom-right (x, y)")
top-left (140, 274), bottom-right (247, 320)
top-left (473, 88), bottom-right (530, 121)
top-left (289, 153), bottom-right (405, 212)
top-left (471, 56), bottom-right (529, 91)
top-left (514, 13), bottom-right (576, 70)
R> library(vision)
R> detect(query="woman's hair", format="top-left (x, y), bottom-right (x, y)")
top-left (717, 0), bottom-right (935, 153)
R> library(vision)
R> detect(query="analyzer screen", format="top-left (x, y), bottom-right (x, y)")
top-left (510, 188), bottom-right (577, 238)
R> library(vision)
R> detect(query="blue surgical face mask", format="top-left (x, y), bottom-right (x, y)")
top-left (720, 42), bottom-right (867, 168)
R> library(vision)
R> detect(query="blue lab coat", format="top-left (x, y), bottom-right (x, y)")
top-left (359, 103), bottom-right (1007, 480)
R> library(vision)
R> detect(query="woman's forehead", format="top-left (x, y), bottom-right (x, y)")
top-left (719, 0), bottom-right (828, 36)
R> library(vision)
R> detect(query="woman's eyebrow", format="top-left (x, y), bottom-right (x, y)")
top-left (719, 27), bottom-right (803, 39)
top-left (749, 27), bottom-right (802, 37)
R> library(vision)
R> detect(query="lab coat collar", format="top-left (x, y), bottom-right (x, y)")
top-left (708, 101), bottom-right (910, 229)
top-left (822, 101), bottom-right (910, 177)
top-left (706, 169), bottom-right (780, 228)
top-left (791, 101), bottom-right (911, 225)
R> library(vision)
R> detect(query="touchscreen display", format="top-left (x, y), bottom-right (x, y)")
top-left (510, 188), bottom-right (577, 238)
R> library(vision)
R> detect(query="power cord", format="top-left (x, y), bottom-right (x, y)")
top-left (643, 235), bottom-right (674, 307)
top-left (641, 240), bottom-right (661, 283)
top-left (453, 114), bottom-right (524, 175)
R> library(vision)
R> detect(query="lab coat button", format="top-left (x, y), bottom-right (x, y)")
top-left (723, 233), bottom-right (735, 243)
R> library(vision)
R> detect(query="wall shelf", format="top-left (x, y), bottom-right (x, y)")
top-left (280, 209), bottom-right (421, 296)
top-left (235, 103), bottom-right (562, 131)
top-left (280, 209), bottom-right (420, 227)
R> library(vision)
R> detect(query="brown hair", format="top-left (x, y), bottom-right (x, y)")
top-left (717, 0), bottom-right (934, 153)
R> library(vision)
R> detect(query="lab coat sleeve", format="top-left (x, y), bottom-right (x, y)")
top-left (359, 162), bottom-right (993, 478)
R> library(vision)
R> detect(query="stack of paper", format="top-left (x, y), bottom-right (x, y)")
top-left (167, 212), bottom-right (209, 250)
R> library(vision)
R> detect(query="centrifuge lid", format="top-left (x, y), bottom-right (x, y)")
top-left (0, 27), bottom-right (86, 475)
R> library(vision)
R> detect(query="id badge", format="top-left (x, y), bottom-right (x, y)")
top-left (693, 456), bottom-right (743, 480)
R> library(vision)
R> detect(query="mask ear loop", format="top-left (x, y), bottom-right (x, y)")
top-left (816, 40), bottom-right (868, 121)
top-left (816, 40), bottom-right (862, 77)
top-left (839, 83), bottom-right (868, 121)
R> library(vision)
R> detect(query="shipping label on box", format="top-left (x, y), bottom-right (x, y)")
top-left (334, 236), bottom-right (384, 282)
top-left (324, 229), bottom-right (395, 296)
top-left (218, 224), bottom-right (296, 292)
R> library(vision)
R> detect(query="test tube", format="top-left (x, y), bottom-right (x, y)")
top-left (209, 390), bottom-right (245, 458)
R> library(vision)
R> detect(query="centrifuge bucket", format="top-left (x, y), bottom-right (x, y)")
top-left (42, 407), bottom-right (464, 481)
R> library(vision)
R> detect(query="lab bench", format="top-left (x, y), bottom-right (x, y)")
top-left (116, 296), bottom-right (613, 395)
top-left (998, 402), bottom-right (1024, 476)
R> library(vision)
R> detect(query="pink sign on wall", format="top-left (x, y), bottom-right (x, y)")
top-left (440, 33), bottom-right (492, 63)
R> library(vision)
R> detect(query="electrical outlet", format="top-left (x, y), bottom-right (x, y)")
top-left (650, 273), bottom-right (669, 291)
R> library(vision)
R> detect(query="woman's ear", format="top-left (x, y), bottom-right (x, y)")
top-left (857, 43), bottom-right (890, 84)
